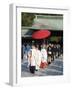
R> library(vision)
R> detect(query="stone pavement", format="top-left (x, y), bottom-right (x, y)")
top-left (21, 57), bottom-right (63, 77)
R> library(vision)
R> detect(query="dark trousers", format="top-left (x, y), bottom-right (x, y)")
top-left (29, 66), bottom-right (35, 74)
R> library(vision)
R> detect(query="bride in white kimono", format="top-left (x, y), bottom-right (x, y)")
top-left (35, 45), bottom-right (42, 70)
top-left (40, 44), bottom-right (48, 68)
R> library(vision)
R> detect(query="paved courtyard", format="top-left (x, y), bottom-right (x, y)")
top-left (21, 56), bottom-right (63, 77)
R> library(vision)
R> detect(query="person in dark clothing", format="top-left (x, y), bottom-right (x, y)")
top-left (53, 44), bottom-right (57, 59)
top-left (47, 44), bottom-right (52, 64)
top-left (51, 44), bottom-right (54, 61)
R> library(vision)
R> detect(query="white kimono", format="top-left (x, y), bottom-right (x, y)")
top-left (35, 49), bottom-right (42, 70)
top-left (28, 49), bottom-right (42, 70)
top-left (41, 48), bottom-right (47, 63)
top-left (29, 49), bottom-right (37, 66)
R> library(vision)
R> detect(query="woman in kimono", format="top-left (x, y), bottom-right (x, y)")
top-left (40, 44), bottom-right (48, 68)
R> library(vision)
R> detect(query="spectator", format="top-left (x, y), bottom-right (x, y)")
top-left (47, 44), bottom-right (52, 64)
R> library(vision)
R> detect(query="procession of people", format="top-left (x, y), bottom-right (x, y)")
top-left (22, 42), bottom-right (63, 74)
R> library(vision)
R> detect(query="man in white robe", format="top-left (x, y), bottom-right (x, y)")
top-left (35, 45), bottom-right (42, 70)
top-left (28, 45), bottom-right (37, 74)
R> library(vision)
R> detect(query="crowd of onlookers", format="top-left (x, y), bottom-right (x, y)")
top-left (21, 43), bottom-right (63, 74)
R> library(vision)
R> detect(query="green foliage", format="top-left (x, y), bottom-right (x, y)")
top-left (21, 13), bottom-right (35, 27)
top-left (50, 36), bottom-right (61, 42)
top-left (21, 12), bottom-right (63, 27)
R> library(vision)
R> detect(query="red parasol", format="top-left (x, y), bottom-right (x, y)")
top-left (32, 30), bottom-right (51, 39)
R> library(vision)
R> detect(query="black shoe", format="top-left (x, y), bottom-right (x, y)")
top-left (35, 69), bottom-right (38, 71)
top-left (48, 62), bottom-right (51, 64)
